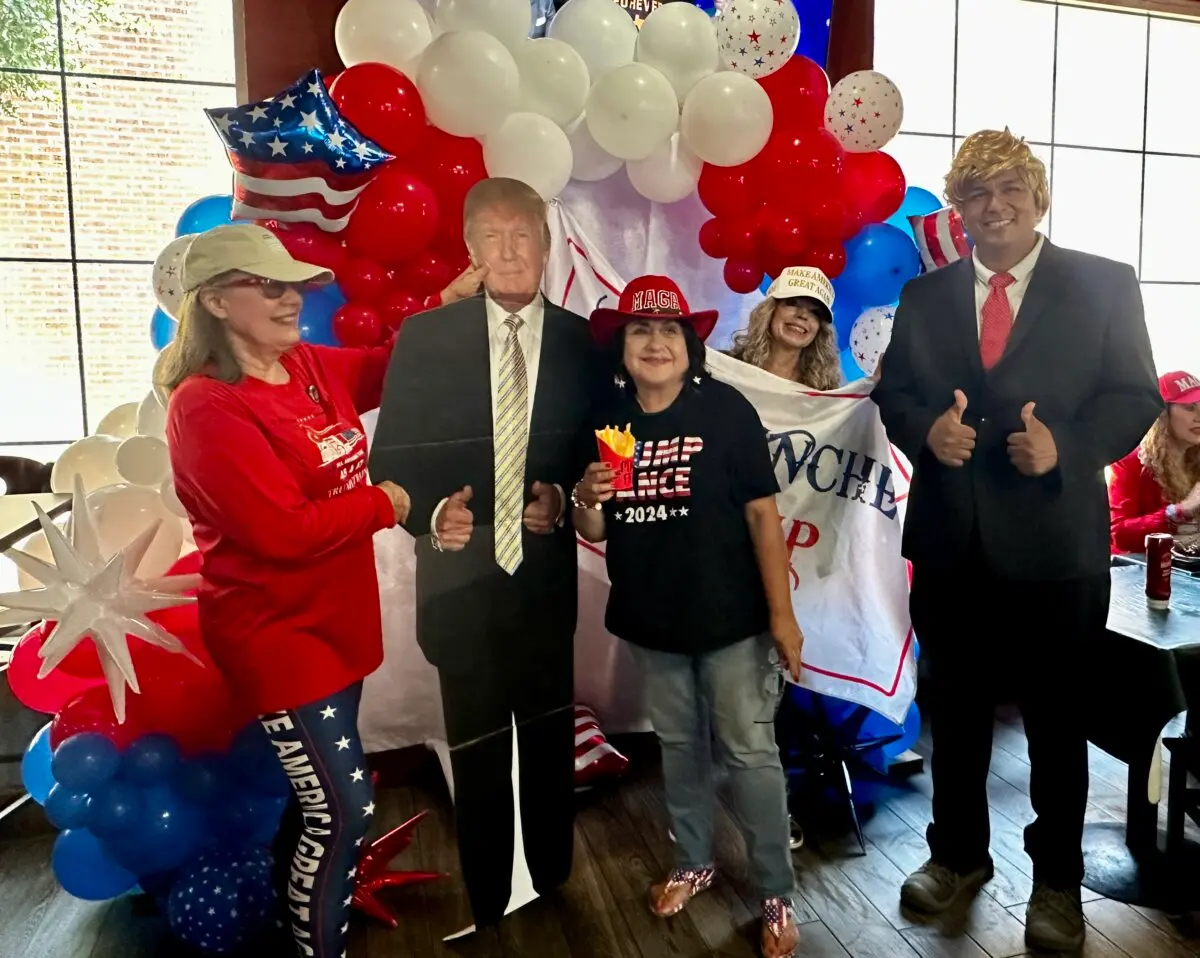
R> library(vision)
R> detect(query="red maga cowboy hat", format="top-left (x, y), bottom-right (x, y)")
top-left (589, 274), bottom-right (719, 348)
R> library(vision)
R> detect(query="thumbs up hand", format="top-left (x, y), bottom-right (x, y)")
top-left (1007, 401), bottom-right (1059, 476)
top-left (435, 485), bottom-right (474, 550)
top-left (926, 389), bottom-right (977, 467)
top-left (523, 481), bottom-right (563, 535)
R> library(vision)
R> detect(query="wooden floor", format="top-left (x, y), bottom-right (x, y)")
top-left (1, 708), bottom-right (1198, 958)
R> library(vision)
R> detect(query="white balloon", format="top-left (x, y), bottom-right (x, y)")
top-left (152, 235), bottom-right (196, 321)
top-left (161, 476), bottom-right (188, 519)
top-left (483, 112), bottom-right (574, 200)
top-left (514, 37), bottom-right (590, 128)
top-left (849, 304), bottom-right (896, 377)
top-left (566, 114), bottom-right (624, 182)
top-left (626, 133), bottom-right (702, 204)
top-left (137, 391), bottom-right (167, 439)
top-left (585, 62), bottom-right (679, 161)
top-left (417, 30), bottom-right (520, 137)
top-left (435, 0), bottom-right (531, 50)
top-left (635, 3), bottom-right (719, 104)
top-left (335, 0), bottom-right (433, 74)
top-left (95, 402), bottom-right (140, 439)
top-left (714, 0), bottom-right (800, 79)
top-left (825, 70), bottom-right (904, 153)
top-left (116, 435), bottom-right (171, 487)
top-left (151, 345), bottom-right (173, 409)
top-left (86, 484), bottom-right (182, 580)
top-left (547, 0), bottom-right (638, 82)
top-left (13, 524), bottom-right (65, 590)
top-left (50, 436), bottom-right (122, 494)
top-left (680, 71), bottom-right (773, 167)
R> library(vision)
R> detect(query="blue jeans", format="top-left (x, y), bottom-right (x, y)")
top-left (630, 634), bottom-right (796, 900)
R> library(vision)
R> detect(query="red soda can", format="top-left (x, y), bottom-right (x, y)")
top-left (1145, 532), bottom-right (1174, 610)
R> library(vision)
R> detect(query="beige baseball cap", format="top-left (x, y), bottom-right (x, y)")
top-left (181, 224), bottom-right (334, 292)
top-left (763, 266), bottom-right (835, 323)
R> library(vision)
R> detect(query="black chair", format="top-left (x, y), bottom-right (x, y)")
top-left (0, 457), bottom-right (52, 495)
top-left (1163, 729), bottom-right (1200, 860)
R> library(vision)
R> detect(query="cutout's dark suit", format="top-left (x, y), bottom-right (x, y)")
top-left (873, 239), bottom-right (1162, 886)
top-left (369, 294), bottom-right (597, 926)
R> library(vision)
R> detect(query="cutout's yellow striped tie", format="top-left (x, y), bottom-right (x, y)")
top-left (494, 315), bottom-right (527, 574)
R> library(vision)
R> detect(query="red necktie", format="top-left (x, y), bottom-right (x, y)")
top-left (980, 272), bottom-right (1016, 369)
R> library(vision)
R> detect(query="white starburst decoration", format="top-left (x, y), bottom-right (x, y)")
top-left (0, 476), bottom-right (203, 722)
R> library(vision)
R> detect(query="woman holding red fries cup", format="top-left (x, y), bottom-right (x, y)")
top-left (571, 275), bottom-right (804, 958)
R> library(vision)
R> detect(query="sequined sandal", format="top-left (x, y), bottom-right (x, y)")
top-left (760, 896), bottom-right (799, 958)
top-left (648, 866), bottom-right (716, 918)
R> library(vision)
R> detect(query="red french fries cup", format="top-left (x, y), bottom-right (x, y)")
top-left (597, 438), bottom-right (634, 491)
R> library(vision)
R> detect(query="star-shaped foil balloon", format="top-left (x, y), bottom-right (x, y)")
top-left (352, 804), bottom-right (444, 927)
top-left (0, 476), bottom-right (202, 722)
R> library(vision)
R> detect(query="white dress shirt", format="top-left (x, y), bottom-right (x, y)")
top-left (430, 293), bottom-right (562, 543)
top-left (971, 233), bottom-right (1045, 338)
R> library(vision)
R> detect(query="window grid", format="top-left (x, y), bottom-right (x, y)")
top-left (0, 2), bottom-right (236, 451)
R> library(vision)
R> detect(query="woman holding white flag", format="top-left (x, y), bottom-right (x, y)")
top-left (570, 274), bottom-right (804, 958)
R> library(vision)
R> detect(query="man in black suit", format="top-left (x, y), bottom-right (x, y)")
top-left (873, 129), bottom-right (1162, 952)
top-left (368, 178), bottom-right (597, 928)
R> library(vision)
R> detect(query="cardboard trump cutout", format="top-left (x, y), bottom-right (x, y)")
top-left (368, 178), bottom-right (599, 932)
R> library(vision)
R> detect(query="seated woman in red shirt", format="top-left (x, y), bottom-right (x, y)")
top-left (161, 224), bottom-right (411, 957)
top-left (1109, 370), bottom-right (1200, 554)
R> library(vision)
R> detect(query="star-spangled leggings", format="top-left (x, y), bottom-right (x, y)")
top-left (261, 681), bottom-right (373, 958)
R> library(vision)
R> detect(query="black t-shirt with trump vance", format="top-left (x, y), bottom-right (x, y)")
top-left (597, 377), bottom-right (780, 655)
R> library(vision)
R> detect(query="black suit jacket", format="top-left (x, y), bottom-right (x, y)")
top-left (872, 240), bottom-right (1162, 580)
top-left (368, 296), bottom-right (599, 670)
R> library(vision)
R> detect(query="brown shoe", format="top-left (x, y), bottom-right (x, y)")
top-left (900, 858), bottom-right (994, 914)
top-left (1025, 883), bottom-right (1085, 952)
top-left (649, 867), bottom-right (716, 918)
top-left (760, 897), bottom-right (799, 958)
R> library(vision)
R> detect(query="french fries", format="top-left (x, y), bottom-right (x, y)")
top-left (596, 424), bottom-right (636, 458)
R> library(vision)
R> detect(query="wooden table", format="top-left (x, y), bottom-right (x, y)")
top-left (1082, 559), bottom-right (1200, 909)
top-left (0, 493), bottom-right (72, 554)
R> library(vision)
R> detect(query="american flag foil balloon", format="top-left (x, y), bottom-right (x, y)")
top-left (574, 704), bottom-right (629, 788)
top-left (715, 0), bottom-right (801, 79)
top-left (204, 69), bottom-right (393, 233)
top-left (910, 206), bottom-right (973, 271)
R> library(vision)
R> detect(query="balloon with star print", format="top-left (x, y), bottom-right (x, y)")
top-left (849, 304), bottom-right (896, 377)
top-left (167, 848), bottom-right (276, 955)
top-left (713, 0), bottom-right (799, 80)
top-left (824, 70), bottom-right (904, 153)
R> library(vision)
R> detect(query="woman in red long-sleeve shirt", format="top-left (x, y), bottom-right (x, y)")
top-left (161, 223), bottom-right (416, 957)
top-left (1109, 370), bottom-right (1200, 554)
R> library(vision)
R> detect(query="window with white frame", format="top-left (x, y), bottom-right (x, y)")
top-left (876, 0), bottom-right (1200, 372)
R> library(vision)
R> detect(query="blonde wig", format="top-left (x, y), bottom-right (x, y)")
top-left (727, 297), bottom-right (841, 390)
top-left (156, 285), bottom-right (245, 395)
top-left (1140, 412), bottom-right (1200, 503)
top-left (945, 128), bottom-right (1050, 218)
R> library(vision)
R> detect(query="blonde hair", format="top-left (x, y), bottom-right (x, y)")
top-left (1140, 412), bottom-right (1200, 503)
top-left (463, 177), bottom-right (551, 247)
top-left (727, 298), bottom-right (841, 390)
top-left (945, 128), bottom-right (1050, 218)
top-left (156, 285), bottom-right (244, 395)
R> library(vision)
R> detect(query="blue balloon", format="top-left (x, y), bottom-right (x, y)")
top-left (150, 308), bottom-right (177, 351)
top-left (176, 195), bottom-right (236, 236)
top-left (227, 723), bottom-right (290, 797)
top-left (53, 829), bottom-right (139, 901)
top-left (885, 186), bottom-right (944, 240)
top-left (87, 780), bottom-right (145, 839)
top-left (297, 284), bottom-right (345, 347)
top-left (839, 224), bottom-right (922, 308)
top-left (840, 347), bottom-right (865, 383)
top-left (45, 783), bottom-right (92, 830)
top-left (122, 734), bottom-right (182, 787)
top-left (52, 733), bottom-right (121, 791)
top-left (174, 753), bottom-right (231, 806)
top-left (882, 701), bottom-right (922, 760)
top-left (102, 785), bottom-right (203, 876)
top-left (21, 722), bottom-right (54, 805)
top-left (168, 849), bottom-right (276, 953)
top-left (830, 285), bottom-right (862, 348)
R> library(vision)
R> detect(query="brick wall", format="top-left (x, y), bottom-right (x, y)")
top-left (0, 0), bottom-right (237, 450)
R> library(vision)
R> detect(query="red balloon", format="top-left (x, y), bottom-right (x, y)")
top-left (379, 291), bottom-right (424, 331)
top-left (760, 249), bottom-right (793, 280)
top-left (339, 257), bottom-right (394, 305)
top-left (431, 230), bottom-right (470, 272)
top-left (333, 303), bottom-right (384, 347)
top-left (345, 167), bottom-right (439, 266)
top-left (805, 195), bottom-right (855, 241)
top-left (6, 623), bottom-right (105, 714)
top-left (758, 127), bottom-right (845, 193)
top-left (757, 55), bottom-right (830, 130)
top-left (697, 163), bottom-right (762, 219)
top-left (761, 210), bottom-right (809, 260)
top-left (698, 218), bottom-right (728, 259)
top-left (328, 63), bottom-right (428, 158)
top-left (724, 258), bottom-right (764, 294)
top-left (416, 128), bottom-right (486, 211)
top-left (802, 240), bottom-right (848, 278)
top-left (167, 551), bottom-right (202, 578)
top-left (394, 251), bottom-right (455, 298)
top-left (264, 222), bottom-right (349, 273)
top-left (722, 215), bottom-right (763, 262)
top-left (843, 150), bottom-right (907, 224)
top-left (51, 686), bottom-right (137, 751)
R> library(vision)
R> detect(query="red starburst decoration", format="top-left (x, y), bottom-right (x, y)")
top-left (352, 809), bottom-right (445, 927)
